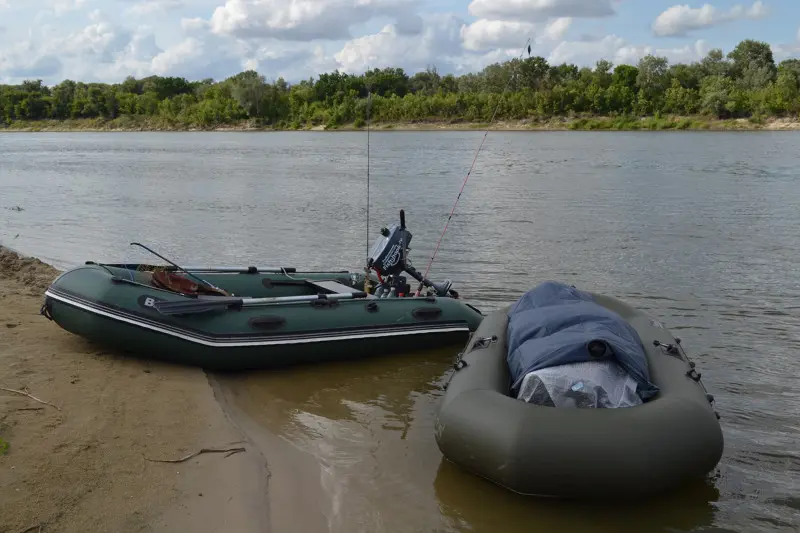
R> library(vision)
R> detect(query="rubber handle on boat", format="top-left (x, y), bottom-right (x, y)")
top-left (400, 209), bottom-right (406, 229)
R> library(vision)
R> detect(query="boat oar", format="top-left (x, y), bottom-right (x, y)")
top-left (100, 263), bottom-right (299, 274)
top-left (178, 266), bottom-right (298, 274)
top-left (153, 292), bottom-right (369, 316)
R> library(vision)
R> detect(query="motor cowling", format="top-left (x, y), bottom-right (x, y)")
top-left (367, 222), bottom-right (412, 278)
top-left (366, 210), bottom-right (456, 298)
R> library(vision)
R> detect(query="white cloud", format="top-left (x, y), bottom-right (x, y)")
top-left (395, 13), bottom-right (424, 36)
top-left (146, 29), bottom-right (267, 80)
top-left (460, 0), bottom-right (611, 58)
top-left (549, 34), bottom-right (709, 67)
top-left (544, 17), bottom-right (572, 40)
top-left (653, 1), bottom-right (767, 37)
top-left (334, 13), bottom-right (463, 74)
top-left (460, 20), bottom-right (537, 51)
top-left (1, 10), bottom-right (173, 84)
top-left (51, 0), bottom-right (87, 16)
top-left (0, 0), bottom-right (788, 87)
top-left (468, 0), bottom-right (614, 22)
top-left (335, 24), bottom-right (399, 70)
top-left (236, 41), bottom-right (336, 81)
top-left (125, 0), bottom-right (186, 16)
top-left (123, 31), bottom-right (163, 62)
top-left (449, 47), bottom-right (530, 75)
top-left (460, 17), bottom-right (572, 52)
top-left (0, 40), bottom-right (63, 79)
top-left (60, 20), bottom-right (134, 63)
top-left (771, 26), bottom-right (800, 60)
top-left (208, 0), bottom-right (420, 41)
top-left (181, 17), bottom-right (208, 33)
top-left (151, 37), bottom-right (203, 74)
top-left (127, 23), bottom-right (323, 82)
top-left (84, 33), bottom-right (164, 80)
top-left (548, 34), bottom-right (624, 65)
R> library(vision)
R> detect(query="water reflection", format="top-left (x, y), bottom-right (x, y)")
top-left (218, 347), bottom-right (724, 533)
top-left (434, 460), bottom-right (720, 533)
top-left (217, 348), bottom-right (458, 533)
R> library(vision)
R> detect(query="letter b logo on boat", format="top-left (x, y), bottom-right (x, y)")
top-left (138, 294), bottom-right (166, 310)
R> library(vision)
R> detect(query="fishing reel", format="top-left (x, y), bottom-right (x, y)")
top-left (366, 210), bottom-right (456, 298)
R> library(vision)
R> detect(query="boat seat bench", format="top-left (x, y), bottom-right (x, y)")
top-left (305, 279), bottom-right (378, 299)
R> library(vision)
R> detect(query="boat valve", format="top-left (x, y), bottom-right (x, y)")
top-left (653, 340), bottom-right (679, 355)
top-left (471, 335), bottom-right (498, 350)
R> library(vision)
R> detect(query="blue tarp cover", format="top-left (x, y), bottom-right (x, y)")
top-left (506, 281), bottom-right (660, 401)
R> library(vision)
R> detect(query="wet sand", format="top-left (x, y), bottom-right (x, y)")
top-left (0, 246), bottom-right (277, 533)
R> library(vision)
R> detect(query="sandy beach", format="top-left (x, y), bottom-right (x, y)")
top-left (0, 245), bottom-right (306, 533)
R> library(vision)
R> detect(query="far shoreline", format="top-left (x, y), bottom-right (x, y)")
top-left (3, 116), bottom-right (800, 133)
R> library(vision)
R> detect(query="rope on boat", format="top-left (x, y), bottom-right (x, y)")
top-left (414, 38), bottom-right (532, 297)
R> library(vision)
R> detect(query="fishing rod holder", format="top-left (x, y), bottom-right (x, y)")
top-left (366, 210), bottom-right (456, 298)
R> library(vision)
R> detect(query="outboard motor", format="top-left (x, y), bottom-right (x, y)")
top-left (367, 210), bottom-right (456, 298)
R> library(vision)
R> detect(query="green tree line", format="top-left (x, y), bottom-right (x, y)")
top-left (1, 39), bottom-right (799, 129)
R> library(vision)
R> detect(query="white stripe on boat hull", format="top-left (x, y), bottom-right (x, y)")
top-left (45, 290), bottom-right (469, 348)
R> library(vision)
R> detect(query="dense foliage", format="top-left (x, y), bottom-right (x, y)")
top-left (2, 39), bottom-right (799, 129)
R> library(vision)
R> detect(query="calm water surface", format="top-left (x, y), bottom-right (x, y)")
top-left (2, 131), bottom-right (799, 532)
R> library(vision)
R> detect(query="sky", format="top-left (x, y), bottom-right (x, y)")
top-left (0, 0), bottom-right (799, 85)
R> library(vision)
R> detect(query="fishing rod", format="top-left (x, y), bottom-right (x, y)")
top-left (363, 77), bottom-right (374, 294)
top-left (129, 242), bottom-right (228, 294)
top-left (414, 38), bottom-right (532, 297)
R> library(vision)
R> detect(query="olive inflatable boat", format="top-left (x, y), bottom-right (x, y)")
top-left (435, 283), bottom-right (724, 500)
top-left (41, 211), bottom-right (484, 371)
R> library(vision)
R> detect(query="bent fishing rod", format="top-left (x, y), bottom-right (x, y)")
top-left (413, 38), bottom-right (533, 297)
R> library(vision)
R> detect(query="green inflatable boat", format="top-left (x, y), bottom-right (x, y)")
top-left (435, 286), bottom-right (724, 500)
top-left (41, 211), bottom-right (484, 371)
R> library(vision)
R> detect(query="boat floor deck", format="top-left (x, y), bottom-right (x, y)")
top-left (306, 279), bottom-right (377, 298)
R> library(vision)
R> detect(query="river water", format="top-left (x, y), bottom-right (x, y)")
top-left (2, 131), bottom-right (799, 532)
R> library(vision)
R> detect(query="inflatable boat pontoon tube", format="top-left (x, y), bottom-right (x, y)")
top-left (434, 293), bottom-right (724, 500)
